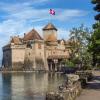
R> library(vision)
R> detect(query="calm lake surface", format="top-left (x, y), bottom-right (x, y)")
top-left (0, 72), bottom-right (67, 100)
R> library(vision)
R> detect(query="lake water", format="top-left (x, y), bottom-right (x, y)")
top-left (0, 72), bottom-right (67, 100)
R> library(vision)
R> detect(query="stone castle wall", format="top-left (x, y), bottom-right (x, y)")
top-left (34, 42), bottom-right (45, 70)
top-left (43, 30), bottom-right (57, 41)
top-left (2, 47), bottom-right (12, 68)
top-left (23, 40), bottom-right (46, 70)
top-left (24, 47), bottom-right (35, 69)
top-left (10, 45), bottom-right (25, 69)
top-left (2, 41), bottom-right (70, 70)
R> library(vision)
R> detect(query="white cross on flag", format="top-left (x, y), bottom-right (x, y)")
top-left (49, 9), bottom-right (55, 15)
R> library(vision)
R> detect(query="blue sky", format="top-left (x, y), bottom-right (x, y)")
top-left (0, 0), bottom-right (96, 61)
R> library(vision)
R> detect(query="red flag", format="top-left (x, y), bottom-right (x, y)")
top-left (49, 9), bottom-right (55, 15)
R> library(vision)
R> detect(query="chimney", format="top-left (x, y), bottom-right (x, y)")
top-left (24, 33), bottom-right (26, 37)
top-left (10, 36), bottom-right (13, 40)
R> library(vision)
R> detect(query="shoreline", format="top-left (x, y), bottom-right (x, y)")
top-left (0, 70), bottom-right (64, 74)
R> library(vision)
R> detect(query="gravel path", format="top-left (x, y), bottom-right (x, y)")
top-left (76, 71), bottom-right (100, 100)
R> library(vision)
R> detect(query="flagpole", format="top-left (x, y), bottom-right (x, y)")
top-left (49, 9), bottom-right (51, 23)
top-left (49, 9), bottom-right (55, 23)
top-left (49, 14), bottom-right (52, 23)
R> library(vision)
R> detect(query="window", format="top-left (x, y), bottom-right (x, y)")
top-left (27, 42), bottom-right (32, 48)
top-left (64, 50), bottom-right (66, 52)
top-left (38, 43), bottom-right (41, 49)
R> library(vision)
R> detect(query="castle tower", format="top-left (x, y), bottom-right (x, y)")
top-left (23, 29), bottom-right (46, 70)
top-left (42, 23), bottom-right (57, 42)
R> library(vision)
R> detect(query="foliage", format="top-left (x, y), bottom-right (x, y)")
top-left (68, 25), bottom-right (92, 69)
top-left (92, 0), bottom-right (100, 21)
top-left (91, 0), bottom-right (99, 4)
top-left (88, 0), bottom-right (100, 66)
top-left (88, 28), bottom-right (100, 66)
top-left (61, 59), bottom-right (75, 68)
top-left (65, 60), bottom-right (75, 68)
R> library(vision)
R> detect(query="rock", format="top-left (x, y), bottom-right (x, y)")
top-left (46, 74), bottom-right (82, 100)
top-left (67, 74), bottom-right (79, 82)
top-left (46, 92), bottom-right (64, 100)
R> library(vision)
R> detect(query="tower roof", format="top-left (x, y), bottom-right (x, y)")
top-left (11, 36), bottom-right (22, 45)
top-left (43, 23), bottom-right (57, 31)
top-left (23, 29), bottom-right (43, 41)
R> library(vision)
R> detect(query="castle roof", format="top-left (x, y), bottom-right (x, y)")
top-left (11, 36), bottom-right (22, 45)
top-left (43, 23), bottom-right (57, 31)
top-left (58, 39), bottom-right (66, 44)
top-left (23, 29), bottom-right (43, 41)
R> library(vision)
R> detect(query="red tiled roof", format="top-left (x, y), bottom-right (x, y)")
top-left (23, 29), bottom-right (43, 41)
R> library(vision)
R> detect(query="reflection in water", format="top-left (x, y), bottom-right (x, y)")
top-left (0, 72), bottom-right (66, 100)
top-left (23, 74), bottom-right (34, 100)
top-left (2, 74), bottom-right (12, 100)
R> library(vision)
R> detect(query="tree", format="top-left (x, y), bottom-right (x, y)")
top-left (92, 0), bottom-right (100, 20)
top-left (89, 0), bottom-right (100, 66)
top-left (69, 25), bottom-right (92, 69)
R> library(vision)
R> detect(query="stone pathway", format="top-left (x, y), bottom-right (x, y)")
top-left (76, 71), bottom-right (100, 100)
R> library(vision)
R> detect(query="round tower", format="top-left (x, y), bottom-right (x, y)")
top-left (42, 23), bottom-right (57, 41)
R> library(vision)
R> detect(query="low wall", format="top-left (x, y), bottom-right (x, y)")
top-left (46, 81), bottom-right (82, 100)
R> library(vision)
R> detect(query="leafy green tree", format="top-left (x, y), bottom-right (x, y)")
top-left (92, 0), bottom-right (100, 20)
top-left (89, 0), bottom-right (100, 66)
top-left (69, 25), bottom-right (92, 68)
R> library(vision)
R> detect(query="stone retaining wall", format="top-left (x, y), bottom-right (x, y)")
top-left (46, 81), bottom-right (82, 100)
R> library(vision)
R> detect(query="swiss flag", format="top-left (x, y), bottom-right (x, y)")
top-left (49, 9), bottom-right (55, 15)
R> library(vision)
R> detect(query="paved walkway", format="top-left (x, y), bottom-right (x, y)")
top-left (76, 71), bottom-right (100, 100)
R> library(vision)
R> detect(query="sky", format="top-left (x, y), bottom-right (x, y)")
top-left (0, 0), bottom-right (96, 62)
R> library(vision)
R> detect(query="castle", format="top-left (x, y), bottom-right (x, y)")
top-left (2, 23), bottom-right (71, 71)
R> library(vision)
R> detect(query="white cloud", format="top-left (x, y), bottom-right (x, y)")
top-left (0, 0), bottom-right (87, 21)
top-left (0, 7), bottom-right (86, 36)
top-left (55, 9), bottom-right (86, 21)
top-left (0, 2), bottom-right (86, 36)
top-left (1, 8), bottom-right (86, 21)
top-left (0, 1), bottom-right (86, 40)
top-left (0, 0), bottom-right (49, 13)
top-left (58, 29), bottom-right (70, 40)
